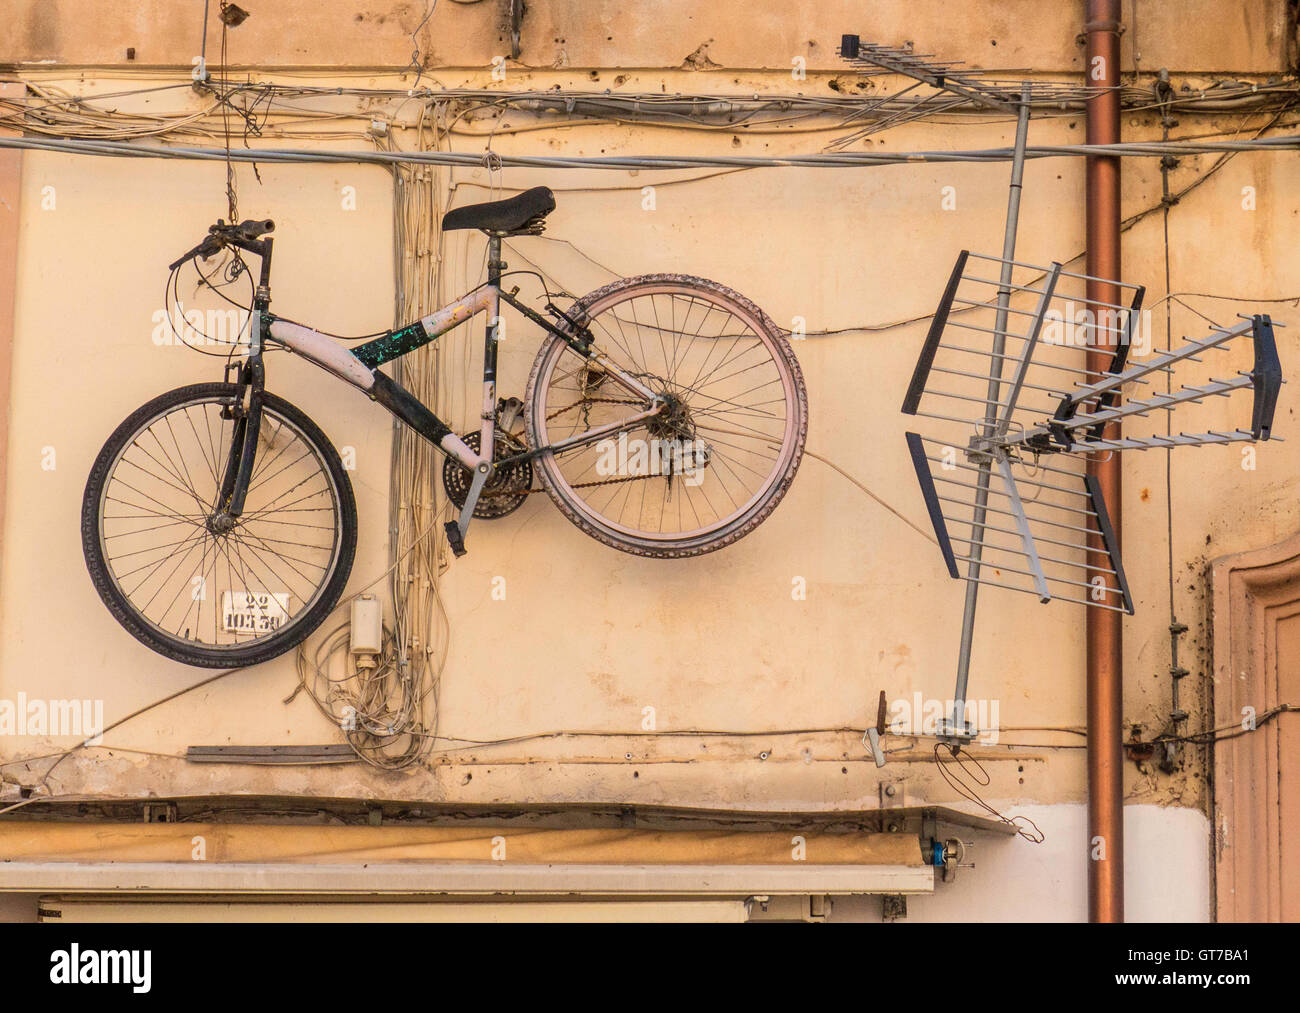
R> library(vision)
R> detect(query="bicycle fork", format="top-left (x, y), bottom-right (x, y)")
top-left (214, 362), bottom-right (264, 528)
top-left (214, 246), bottom-right (275, 530)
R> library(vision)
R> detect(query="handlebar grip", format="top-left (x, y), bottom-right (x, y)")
top-left (235, 218), bottom-right (275, 239)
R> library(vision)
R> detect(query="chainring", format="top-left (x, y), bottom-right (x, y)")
top-left (441, 430), bottom-right (534, 519)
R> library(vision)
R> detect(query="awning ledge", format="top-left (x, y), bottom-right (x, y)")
top-left (0, 860), bottom-right (934, 896)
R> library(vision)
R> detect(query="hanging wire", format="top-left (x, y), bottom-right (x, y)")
top-left (12, 130), bottom-right (1300, 169)
top-left (218, 2), bottom-right (238, 223)
top-left (407, 1), bottom-right (439, 90)
top-left (932, 742), bottom-right (1046, 843)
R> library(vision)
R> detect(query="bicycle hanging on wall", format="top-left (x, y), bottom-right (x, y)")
top-left (82, 187), bottom-right (809, 667)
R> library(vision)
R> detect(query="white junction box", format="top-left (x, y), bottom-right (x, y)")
top-left (349, 595), bottom-right (383, 656)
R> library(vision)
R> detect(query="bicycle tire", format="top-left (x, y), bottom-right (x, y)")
top-left (82, 382), bottom-right (357, 668)
top-left (524, 274), bottom-right (808, 558)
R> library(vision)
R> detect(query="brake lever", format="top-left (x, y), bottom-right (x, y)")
top-left (167, 236), bottom-right (224, 272)
top-left (167, 218), bottom-right (272, 271)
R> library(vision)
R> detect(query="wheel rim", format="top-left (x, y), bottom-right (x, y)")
top-left (532, 282), bottom-right (801, 545)
top-left (95, 394), bottom-right (345, 653)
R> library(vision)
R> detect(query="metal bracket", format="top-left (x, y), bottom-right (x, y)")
top-left (507, 0), bottom-right (524, 60)
top-left (142, 802), bottom-right (177, 824)
top-left (878, 778), bottom-right (906, 810)
top-left (862, 689), bottom-right (889, 767)
top-left (864, 727), bottom-right (887, 767)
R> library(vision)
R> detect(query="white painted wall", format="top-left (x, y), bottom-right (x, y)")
top-left (830, 804), bottom-right (1211, 922)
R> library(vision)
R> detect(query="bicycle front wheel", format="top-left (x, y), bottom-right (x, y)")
top-left (525, 274), bottom-right (808, 557)
top-left (82, 383), bottom-right (357, 668)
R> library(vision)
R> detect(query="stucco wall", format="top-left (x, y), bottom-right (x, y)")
top-left (1, 2), bottom-right (1296, 919)
top-left (4, 0), bottom-right (1291, 74)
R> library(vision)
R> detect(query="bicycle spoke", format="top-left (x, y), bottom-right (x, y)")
top-left (533, 281), bottom-right (802, 547)
top-left (94, 394), bottom-right (344, 652)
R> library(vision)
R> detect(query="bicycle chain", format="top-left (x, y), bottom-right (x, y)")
top-left (477, 396), bottom-right (662, 499)
top-left (544, 396), bottom-right (642, 421)
top-left (480, 472), bottom-right (658, 499)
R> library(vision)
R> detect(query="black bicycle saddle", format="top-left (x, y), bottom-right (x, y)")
top-left (441, 186), bottom-right (556, 235)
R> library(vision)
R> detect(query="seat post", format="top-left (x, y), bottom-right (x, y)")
top-left (486, 232), bottom-right (504, 286)
top-left (480, 232), bottom-right (506, 461)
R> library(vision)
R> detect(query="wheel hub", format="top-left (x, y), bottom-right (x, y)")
top-left (648, 392), bottom-right (692, 441)
top-left (207, 511), bottom-right (238, 535)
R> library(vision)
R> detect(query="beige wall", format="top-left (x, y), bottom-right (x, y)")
top-left (2, 1), bottom-right (1297, 918)
top-left (5, 1), bottom-right (1292, 73)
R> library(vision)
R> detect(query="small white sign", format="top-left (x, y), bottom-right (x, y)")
top-left (221, 591), bottom-right (290, 635)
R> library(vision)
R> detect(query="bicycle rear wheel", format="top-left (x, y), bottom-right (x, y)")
top-left (82, 383), bottom-right (357, 668)
top-left (525, 274), bottom-right (808, 557)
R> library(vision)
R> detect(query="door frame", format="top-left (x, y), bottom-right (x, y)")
top-left (1210, 529), bottom-right (1300, 921)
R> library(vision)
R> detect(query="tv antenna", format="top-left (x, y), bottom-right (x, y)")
top-left (838, 37), bottom-right (1285, 760)
top-left (902, 253), bottom-right (1282, 746)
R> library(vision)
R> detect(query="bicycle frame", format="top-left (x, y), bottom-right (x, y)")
top-left (227, 233), bottom-right (665, 552)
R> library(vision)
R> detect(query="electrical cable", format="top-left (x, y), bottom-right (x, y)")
top-left (288, 101), bottom-right (453, 770)
top-left (1157, 79), bottom-right (1188, 768)
top-left (10, 131), bottom-right (1300, 168)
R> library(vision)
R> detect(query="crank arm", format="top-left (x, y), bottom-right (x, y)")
top-left (444, 461), bottom-right (492, 558)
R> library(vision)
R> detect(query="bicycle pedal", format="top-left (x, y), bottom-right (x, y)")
top-left (444, 520), bottom-right (467, 558)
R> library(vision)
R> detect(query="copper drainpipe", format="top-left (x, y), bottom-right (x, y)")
top-left (1084, 0), bottom-right (1124, 923)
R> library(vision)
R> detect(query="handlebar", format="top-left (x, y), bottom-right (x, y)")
top-left (168, 218), bottom-right (275, 271)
